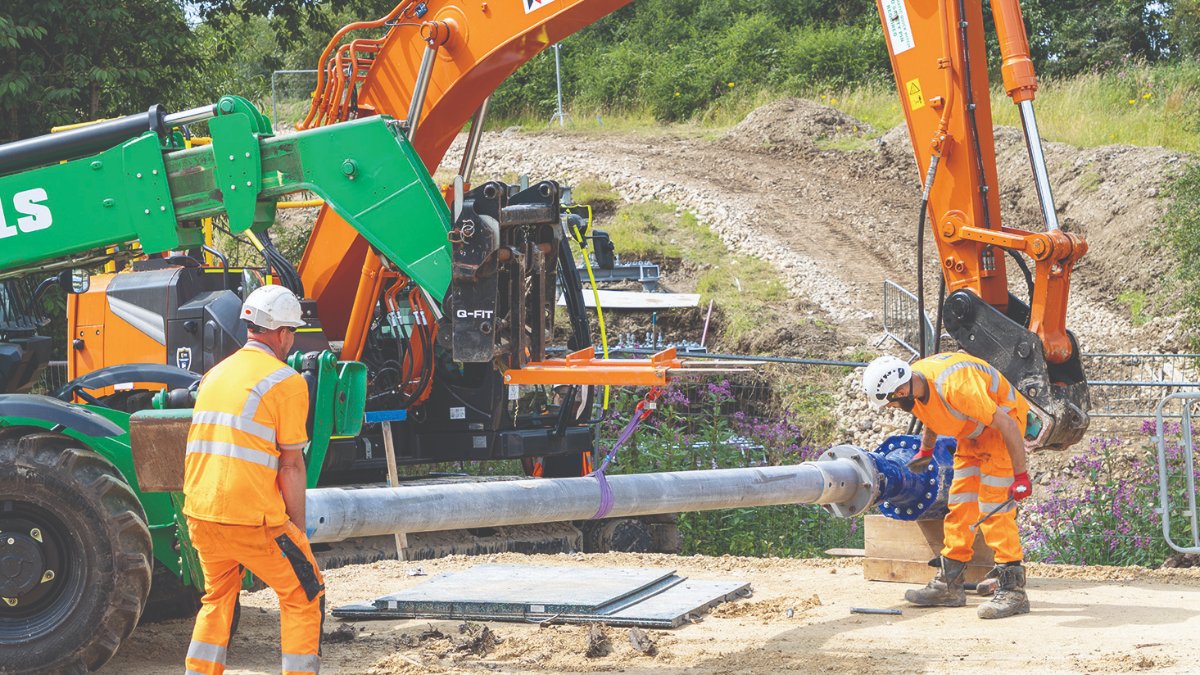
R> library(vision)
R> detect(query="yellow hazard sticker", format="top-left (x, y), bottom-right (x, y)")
top-left (906, 78), bottom-right (925, 111)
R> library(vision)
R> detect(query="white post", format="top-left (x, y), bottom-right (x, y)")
top-left (550, 43), bottom-right (567, 127)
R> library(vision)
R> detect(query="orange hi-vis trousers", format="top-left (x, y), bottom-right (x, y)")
top-left (185, 519), bottom-right (325, 675)
top-left (943, 428), bottom-right (1024, 564)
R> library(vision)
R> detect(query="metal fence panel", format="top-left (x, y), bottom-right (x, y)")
top-left (1084, 353), bottom-right (1200, 419)
top-left (1155, 393), bottom-right (1200, 553)
top-left (271, 69), bottom-right (318, 133)
top-left (878, 280), bottom-right (936, 360)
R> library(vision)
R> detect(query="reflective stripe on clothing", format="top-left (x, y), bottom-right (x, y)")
top-left (948, 492), bottom-right (978, 504)
top-left (283, 652), bottom-right (321, 674)
top-left (934, 360), bottom-right (1002, 395)
top-left (191, 410), bottom-right (277, 445)
top-left (953, 466), bottom-right (980, 481)
top-left (187, 640), bottom-right (227, 664)
top-left (980, 473), bottom-right (1015, 488)
top-left (980, 499), bottom-right (1017, 514)
top-left (243, 367), bottom-right (299, 419)
top-left (186, 638), bottom-right (227, 674)
top-left (187, 439), bottom-right (280, 470)
top-left (184, 346), bottom-right (309, 526)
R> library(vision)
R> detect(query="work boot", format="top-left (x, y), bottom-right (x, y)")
top-left (977, 562), bottom-right (1030, 619)
top-left (904, 556), bottom-right (967, 607)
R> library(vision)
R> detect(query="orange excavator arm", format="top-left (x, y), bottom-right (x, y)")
top-left (875, 0), bottom-right (1088, 448)
top-left (297, 0), bottom-right (632, 359)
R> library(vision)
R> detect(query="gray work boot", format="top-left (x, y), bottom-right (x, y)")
top-left (904, 556), bottom-right (967, 607)
top-left (977, 562), bottom-right (1030, 619)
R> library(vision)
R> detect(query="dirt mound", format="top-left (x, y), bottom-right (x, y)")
top-left (876, 120), bottom-right (1192, 352)
top-left (990, 127), bottom-right (1190, 349)
top-left (722, 98), bottom-right (871, 152)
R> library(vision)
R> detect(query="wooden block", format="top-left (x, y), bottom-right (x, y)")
top-left (863, 558), bottom-right (993, 585)
top-left (824, 548), bottom-right (866, 557)
top-left (129, 410), bottom-right (192, 492)
top-left (863, 514), bottom-right (995, 584)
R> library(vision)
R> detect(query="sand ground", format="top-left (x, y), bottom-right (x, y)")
top-left (107, 551), bottom-right (1200, 674)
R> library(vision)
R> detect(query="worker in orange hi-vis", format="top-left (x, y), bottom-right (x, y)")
top-left (862, 352), bottom-right (1033, 620)
top-left (183, 285), bottom-right (324, 674)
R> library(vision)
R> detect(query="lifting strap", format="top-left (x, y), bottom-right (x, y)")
top-left (588, 388), bottom-right (659, 520)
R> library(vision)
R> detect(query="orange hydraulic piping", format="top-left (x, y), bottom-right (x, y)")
top-left (340, 40), bottom-right (384, 120)
top-left (504, 347), bottom-right (755, 387)
top-left (299, 1), bottom-right (415, 130)
top-left (931, 0), bottom-right (957, 156)
top-left (299, 0), bottom-right (636, 349)
top-left (405, 285), bottom-right (435, 403)
top-left (341, 248), bottom-right (386, 361)
top-left (504, 348), bottom-right (685, 387)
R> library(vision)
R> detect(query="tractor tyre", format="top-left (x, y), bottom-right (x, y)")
top-left (140, 561), bottom-right (202, 624)
top-left (0, 429), bottom-right (153, 673)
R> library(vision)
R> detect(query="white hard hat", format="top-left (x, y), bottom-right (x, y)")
top-left (241, 285), bottom-right (305, 330)
top-left (862, 355), bottom-right (912, 409)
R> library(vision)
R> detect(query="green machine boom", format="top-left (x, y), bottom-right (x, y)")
top-left (0, 97), bottom-right (444, 673)
top-left (0, 96), bottom-right (452, 297)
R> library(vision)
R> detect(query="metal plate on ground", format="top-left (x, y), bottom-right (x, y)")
top-left (332, 564), bottom-right (751, 628)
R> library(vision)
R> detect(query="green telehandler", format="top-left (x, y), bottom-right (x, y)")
top-left (0, 95), bottom-right (565, 672)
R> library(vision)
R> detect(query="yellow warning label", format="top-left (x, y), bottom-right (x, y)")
top-left (906, 78), bottom-right (925, 111)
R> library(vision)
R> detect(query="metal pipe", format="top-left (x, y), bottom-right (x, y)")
top-left (165, 104), bottom-right (217, 128)
top-left (1017, 100), bottom-right (1060, 231)
top-left (1156, 393), bottom-right (1200, 553)
top-left (406, 43), bottom-right (439, 142)
top-left (0, 105), bottom-right (166, 175)
top-left (306, 454), bottom-right (875, 544)
top-left (1183, 398), bottom-right (1199, 547)
top-left (457, 97), bottom-right (491, 184)
top-left (604, 346), bottom-right (867, 369)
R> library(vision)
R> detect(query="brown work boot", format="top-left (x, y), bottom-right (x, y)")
top-left (904, 556), bottom-right (967, 607)
top-left (977, 562), bottom-right (1030, 619)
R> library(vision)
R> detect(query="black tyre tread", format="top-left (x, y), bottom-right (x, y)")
top-left (141, 561), bottom-right (202, 624)
top-left (0, 429), bottom-right (153, 673)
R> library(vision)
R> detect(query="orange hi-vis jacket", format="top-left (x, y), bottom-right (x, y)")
top-left (910, 352), bottom-right (1029, 444)
top-left (183, 343), bottom-right (309, 526)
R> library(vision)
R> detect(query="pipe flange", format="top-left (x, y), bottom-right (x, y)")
top-left (871, 434), bottom-right (955, 521)
top-left (817, 445), bottom-right (880, 518)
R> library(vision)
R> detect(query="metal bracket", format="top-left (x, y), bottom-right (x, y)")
top-left (208, 113), bottom-right (262, 234)
top-left (817, 445), bottom-right (879, 518)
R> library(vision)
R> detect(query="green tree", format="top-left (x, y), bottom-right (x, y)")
top-left (0, 0), bottom-right (202, 141)
top-left (1020, 0), bottom-right (1171, 76)
top-left (1166, 0), bottom-right (1200, 57)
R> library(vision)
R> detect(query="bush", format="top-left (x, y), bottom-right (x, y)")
top-left (777, 23), bottom-right (890, 92)
top-left (1161, 162), bottom-right (1200, 340)
top-left (574, 41), bottom-right (654, 109)
top-left (599, 382), bottom-right (862, 557)
top-left (1020, 422), bottom-right (1197, 566)
top-left (708, 14), bottom-right (787, 92)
